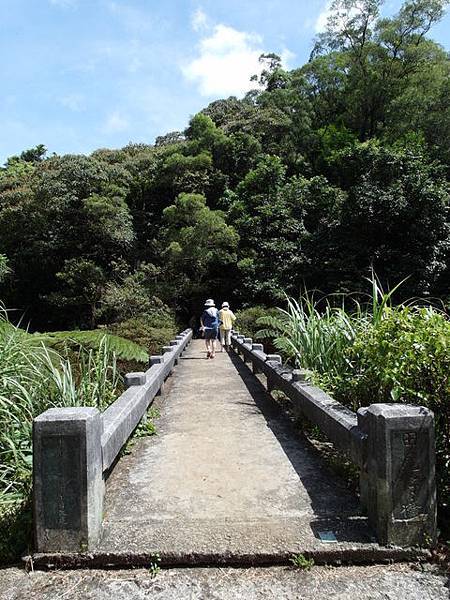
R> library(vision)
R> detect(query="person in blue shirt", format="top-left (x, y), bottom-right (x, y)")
top-left (200, 298), bottom-right (220, 359)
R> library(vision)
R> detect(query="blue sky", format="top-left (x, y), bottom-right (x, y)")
top-left (1, 0), bottom-right (449, 164)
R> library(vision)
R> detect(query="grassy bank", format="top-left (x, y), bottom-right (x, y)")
top-left (0, 310), bottom-right (150, 563)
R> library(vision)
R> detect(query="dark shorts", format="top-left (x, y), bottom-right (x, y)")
top-left (204, 328), bottom-right (218, 340)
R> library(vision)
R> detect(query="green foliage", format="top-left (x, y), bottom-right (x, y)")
top-left (289, 553), bottom-right (314, 570)
top-left (0, 500), bottom-right (32, 565)
top-left (162, 193), bottom-right (239, 309)
top-left (234, 306), bottom-right (279, 339)
top-left (318, 123), bottom-right (357, 163)
top-left (321, 141), bottom-right (450, 297)
top-left (109, 315), bottom-right (177, 356)
top-left (134, 407), bottom-right (160, 438)
top-left (121, 407), bottom-right (160, 457)
top-left (256, 295), bottom-right (356, 374)
top-left (96, 262), bottom-right (167, 323)
top-left (148, 553), bottom-right (161, 578)
top-left (0, 318), bottom-right (149, 363)
top-left (0, 255), bottom-right (10, 283)
top-left (328, 306), bottom-right (450, 511)
top-left (42, 330), bottom-right (149, 363)
top-left (308, 0), bottom-right (449, 141)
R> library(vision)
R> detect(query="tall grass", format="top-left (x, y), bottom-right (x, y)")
top-left (0, 310), bottom-right (121, 562)
top-left (256, 272), bottom-right (408, 376)
top-left (257, 294), bottom-right (359, 376)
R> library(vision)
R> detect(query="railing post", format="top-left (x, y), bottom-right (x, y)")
top-left (265, 355), bottom-right (282, 392)
top-left (150, 355), bottom-right (165, 394)
top-left (358, 404), bottom-right (437, 546)
top-left (251, 343), bottom-right (264, 374)
top-left (33, 407), bottom-right (103, 552)
top-left (124, 372), bottom-right (146, 388)
top-left (242, 338), bottom-right (252, 364)
top-left (149, 355), bottom-right (164, 366)
top-left (236, 336), bottom-right (245, 355)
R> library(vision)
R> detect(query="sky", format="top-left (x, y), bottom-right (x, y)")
top-left (1, 0), bottom-right (449, 164)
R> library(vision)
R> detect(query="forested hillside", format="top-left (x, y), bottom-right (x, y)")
top-left (1, 0), bottom-right (449, 333)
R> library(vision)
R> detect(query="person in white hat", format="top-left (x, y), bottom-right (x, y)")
top-left (218, 301), bottom-right (236, 352)
top-left (200, 299), bottom-right (220, 359)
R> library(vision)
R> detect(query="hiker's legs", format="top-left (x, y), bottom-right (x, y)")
top-left (224, 329), bottom-right (231, 350)
top-left (220, 329), bottom-right (225, 351)
top-left (205, 337), bottom-right (211, 356)
top-left (210, 335), bottom-right (216, 357)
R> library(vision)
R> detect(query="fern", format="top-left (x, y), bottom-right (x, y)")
top-left (0, 320), bottom-right (148, 363)
top-left (37, 330), bottom-right (149, 363)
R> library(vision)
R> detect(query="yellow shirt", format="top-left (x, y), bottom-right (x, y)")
top-left (219, 308), bottom-right (236, 330)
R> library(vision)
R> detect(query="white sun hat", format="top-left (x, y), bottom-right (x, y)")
top-left (204, 299), bottom-right (215, 307)
top-left (221, 302), bottom-right (229, 308)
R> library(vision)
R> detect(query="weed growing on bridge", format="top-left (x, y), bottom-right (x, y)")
top-left (289, 553), bottom-right (314, 570)
top-left (121, 407), bottom-right (160, 457)
top-left (148, 552), bottom-right (161, 578)
top-left (135, 407), bottom-right (160, 438)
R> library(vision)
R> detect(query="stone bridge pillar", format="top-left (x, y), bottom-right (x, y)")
top-left (358, 404), bottom-right (436, 546)
top-left (33, 407), bottom-right (103, 552)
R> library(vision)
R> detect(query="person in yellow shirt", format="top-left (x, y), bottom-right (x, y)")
top-left (218, 302), bottom-right (236, 352)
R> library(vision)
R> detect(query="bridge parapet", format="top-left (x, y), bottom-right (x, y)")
top-left (33, 328), bottom-right (193, 553)
top-left (230, 330), bottom-right (436, 548)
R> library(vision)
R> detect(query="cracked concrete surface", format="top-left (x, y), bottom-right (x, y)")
top-left (1, 564), bottom-right (449, 600)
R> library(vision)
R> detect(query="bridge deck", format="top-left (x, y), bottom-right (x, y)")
top-left (97, 340), bottom-right (380, 562)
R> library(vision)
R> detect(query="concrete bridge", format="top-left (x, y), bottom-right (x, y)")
top-left (31, 329), bottom-right (436, 568)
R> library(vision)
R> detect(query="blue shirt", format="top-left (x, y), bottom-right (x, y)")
top-left (201, 308), bottom-right (219, 330)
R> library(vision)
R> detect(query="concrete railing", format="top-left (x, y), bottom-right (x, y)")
top-left (231, 331), bottom-right (437, 548)
top-left (33, 329), bottom-right (193, 553)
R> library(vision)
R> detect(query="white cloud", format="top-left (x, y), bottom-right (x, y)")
top-left (102, 111), bottom-right (129, 134)
top-left (315, 1), bottom-right (333, 33)
top-left (191, 8), bottom-right (209, 32)
top-left (183, 23), bottom-right (265, 97)
top-left (315, 1), bottom-right (367, 33)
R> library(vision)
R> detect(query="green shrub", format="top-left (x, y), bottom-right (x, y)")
top-left (326, 307), bottom-right (450, 514)
top-left (234, 306), bottom-right (278, 339)
top-left (109, 313), bottom-right (178, 356)
top-left (256, 295), bottom-right (360, 374)
top-left (0, 500), bottom-right (32, 564)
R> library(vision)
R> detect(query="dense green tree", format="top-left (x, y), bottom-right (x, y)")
top-left (44, 259), bottom-right (106, 328)
top-left (304, 0), bottom-right (449, 143)
top-left (324, 141), bottom-right (450, 295)
top-left (161, 193), bottom-right (239, 312)
top-left (229, 156), bottom-right (345, 301)
top-left (0, 154), bottom-right (135, 327)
